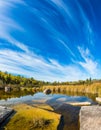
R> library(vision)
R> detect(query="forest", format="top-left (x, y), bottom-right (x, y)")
top-left (0, 71), bottom-right (44, 88)
top-left (0, 70), bottom-right (101, 88)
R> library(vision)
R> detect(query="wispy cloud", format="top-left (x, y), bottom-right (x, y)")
top-left (51, 0), bottom-right (73, 19)
top-left (76, 0), bottom-right (95, 46)
top-left (0, 1), bottom-right (28, 53)
top-left (0, 0), bottom-right (101, 81)
top-left (78, 47), bottom-right (98, 76)
top-left (0, 47), bottom-right (88, 81)
top-left (57, 39), bottom-right (75, 57)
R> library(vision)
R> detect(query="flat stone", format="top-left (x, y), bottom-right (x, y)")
top-left (47, 101), bottom-right (80, 130)
top-left (0, 106), bottom-right (13, 124)
top-left (80, 106), bottom-right (101, 130)
top-left (68, 101), bottom-right (91, 106)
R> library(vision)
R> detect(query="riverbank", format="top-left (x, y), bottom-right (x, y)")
top-left (0, 89), bottom-right (100, 130)
top-left (42, 82), bottom-right (101, 97)
top-left (4, 104), bottom-right (60, 130)
top-left (1, 102), bottom-right (80, 130)
top-left (1, 95), bottom-right (101, 130)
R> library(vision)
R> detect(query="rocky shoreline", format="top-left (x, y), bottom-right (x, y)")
top-left (0, 96), bottom-right (101, 130)
top-left (0, 106), bottom-right (13, 124)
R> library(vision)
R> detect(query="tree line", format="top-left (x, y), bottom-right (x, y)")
top-left (0, 71), bottom-right (101, 88)
top-left (0, 71), bottom-right (45, 88)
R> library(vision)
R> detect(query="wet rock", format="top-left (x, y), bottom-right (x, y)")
top-left (43, 89), bottom-right (51, 95)
top-left (47, 102), bottom-right (80, 130)
top-left (80, 106), bottom-right (101, 130)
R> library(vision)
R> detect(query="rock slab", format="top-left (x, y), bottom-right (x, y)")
top-left (80, 106), bottom-right (101, 130)
top-left (0, 106), bottom-right (13, 124)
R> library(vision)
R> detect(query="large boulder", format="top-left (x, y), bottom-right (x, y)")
top-left (46, 101), bottom-right (81, 130)
top-left (43, 89), bottom-right (51, 94)
top-left (80, 106), bottom-right (101, 130)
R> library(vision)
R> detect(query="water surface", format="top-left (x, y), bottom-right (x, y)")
top-left (0, 91), bottom-right (96, 106)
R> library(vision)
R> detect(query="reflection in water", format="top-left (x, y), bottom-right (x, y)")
top-left (0, 90), bottom-right (97, 106)
top-left (0, 90), bottom-right (34, 100)
top-left (0, 91), bottom-right (98, 130)
top-left (53, 91), bottom-right (98, 102)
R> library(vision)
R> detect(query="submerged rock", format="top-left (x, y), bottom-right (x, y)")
top-left (43, 89), bottom-right (51, 95)
top-left (80, 106), bottom-right (101, 130)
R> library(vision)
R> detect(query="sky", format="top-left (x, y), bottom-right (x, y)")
top-left (0, 0), bottom-right (101, 82)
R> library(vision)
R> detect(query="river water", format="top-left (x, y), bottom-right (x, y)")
top-left (0, 91), bottom-right (98, 130)
top-left (0, 91), bottom-right (97, 106)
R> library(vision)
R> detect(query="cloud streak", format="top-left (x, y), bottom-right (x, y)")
top-left (0, 48), bottom-right (89, 81)
top-left (0, 0), bottom-right (101, 81)
top-left (78, 47), bottom-right (99, 76)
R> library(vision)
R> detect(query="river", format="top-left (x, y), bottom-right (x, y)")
top-left (0, 90), bottom-right (98, 130)
top-left (0, 90), bottom-right (97, 106)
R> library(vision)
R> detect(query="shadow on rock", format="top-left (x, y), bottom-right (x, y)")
top-left (46, 99), bottom-right (81, 130)
top-left (57, 115), bottom-right (64, 130)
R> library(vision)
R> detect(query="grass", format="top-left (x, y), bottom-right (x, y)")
top-left (42, 82), bottom-right (101, 97)
top-left (4, 104), bottom-right (60, 130)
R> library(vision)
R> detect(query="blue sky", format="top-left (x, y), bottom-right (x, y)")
top-left (0, 0), bottom-right (101, 81)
